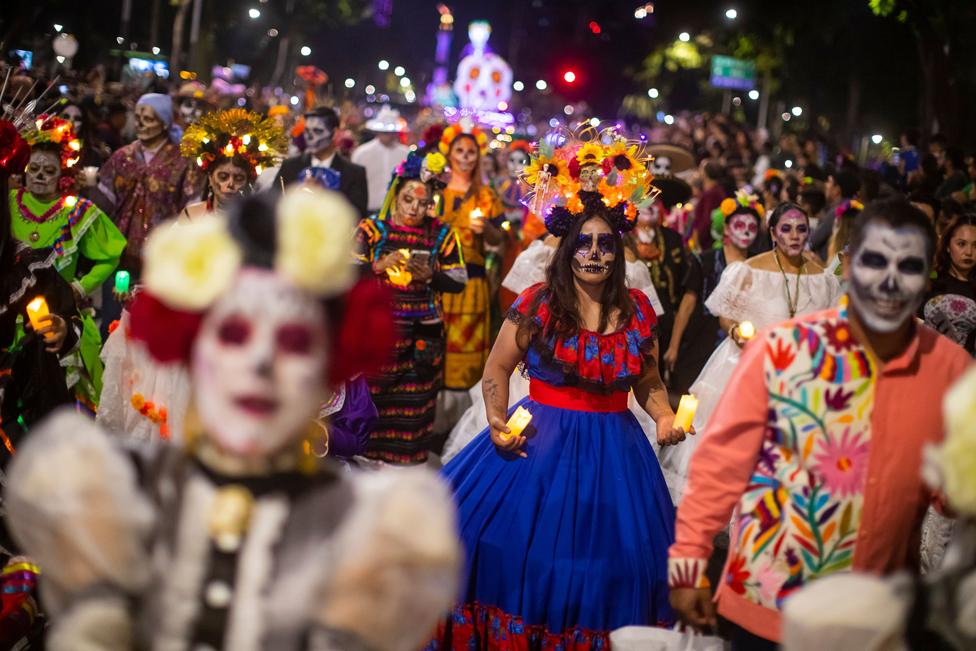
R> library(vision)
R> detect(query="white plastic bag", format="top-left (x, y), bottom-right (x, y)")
top-left (611, 625), bottom-right (728, 651)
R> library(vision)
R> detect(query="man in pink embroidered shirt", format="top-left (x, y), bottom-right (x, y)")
top-left (668, 198), bottom-right (971, 649)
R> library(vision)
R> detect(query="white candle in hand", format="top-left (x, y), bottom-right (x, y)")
top-left (674, 394), bottom-right (698, 432)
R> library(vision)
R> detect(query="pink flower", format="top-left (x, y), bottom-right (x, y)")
top-left (754, 558), bottom-right (783, 605)
top-left (813, 429), bottom-right (871, 498)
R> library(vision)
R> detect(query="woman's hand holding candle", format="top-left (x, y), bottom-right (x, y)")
top-left (489, 409), bottom-right (528, 458)
top-left (674, 394), bottom-right (698, 432)
top-left (26, 297), bottom-right (66, 351)
top-left (469, 207), bottom-right (485, 234)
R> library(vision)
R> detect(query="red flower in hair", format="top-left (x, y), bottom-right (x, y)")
top-left (128, 292), bottom-right (204, 363)
top-left (568, 157), bottom-right (581, 179)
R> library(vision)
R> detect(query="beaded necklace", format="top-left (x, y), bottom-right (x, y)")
top-left (15, 189), bottom-right (67, 243)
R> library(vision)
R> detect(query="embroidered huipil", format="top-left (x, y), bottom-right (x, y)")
top-left (669, 300), bottom-right (971, 642)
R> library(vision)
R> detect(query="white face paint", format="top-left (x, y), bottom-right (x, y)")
top-left (25, 150), bottom-right (61, 200)
top-left (507, 150), bottom-right (529, 178)
top-left (304, 116), bottom-right (334, 154)
top-left (848, 223), bottom-right (929, 333)
top-left (571, 217), bottom-right (617, 283)
top-left (772, 208), bottom-right (810, 258)
top-left (726, 211), bottom-right (759, 250)
top-left (135, 103), bottom-right (166, 145)
top-left (191, 270), bottom-right (330, 459)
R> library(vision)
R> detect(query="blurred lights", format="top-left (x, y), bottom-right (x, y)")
top-left (394, 65), bottom-right (405, 76)
top-left (513, 80), bottom-right (524, 91)
top-left (497, 100), bottom-right (509, 111)
top-left (791, 106), bottom-right (802, 116)
top-left (664, 114), bottom-right (674, 125)
top-left (152, 46), bottom-right (161, 55)
top-left (400, 77), bottom-right (411, 87)
top-left (116, 36), bottom-right (124, 44)
top-left (678, 32), bottom-right (690, 42)
top-left (748, 89), bottom-right (759, 100)
top-left (725, 8), bottom-right (737, 20)
top-left (871, 134), bottom-right (883, 144)
top-left (290, 96), bottom-right (299, 105)
top-left (785, 160), bottom-right (794, 168)
top-left (405, 90), bottom-right (416, 102)
top-left (548, 118), bottom-right (560, 128)
top-left (564, 104), bottom-right (575, 115)
top-left (647, 87), bottom-right (659, 99)
top-left (782, 112), bottom-right (791, 121)
top-left (365, 84), bottom-right (376, 94)
top-left (634, 3), bottom-right (654, 20)
top-left (300, 46), bottom-right (311, 56)
top-left (732, 96), bottom-right (741, 106)
top-left (536, 79), bottom-right (548, 90)
top-left (268, 28), bottom-right (279, 37)
top-left (344, 78), bottom-right (355, 88)
top-left (589, 117), bottom-right (600, 127)
top-left (56, 56), bottom-right (66, 64)
top-left (378, 60), bottom-right (389, 70)
top-left (248, 8), bottom-right (261, 19)
top-left (54, 24), bottom-right (63, 32)
top-left (588, 21), bottom-right (601, 34)
top-left (563, 70), bottom-right (577, 83)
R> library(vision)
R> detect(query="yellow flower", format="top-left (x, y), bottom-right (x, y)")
top-left (276, 186), bottom-right (357, 297)
top-left (523, 155), bottom-right (569, 187)
top-left (605, 141), bottom-right (641, 173)
top-left (575, 142), bottom-right (605, 166)
top-left (425, 152), bottom-right (447, 175)
top-left (143, 215), bottom-right (242, 311)
top-left (941, 366), bottom-right (976, 515)
top-left (130, 393), bottom-right (145, 410)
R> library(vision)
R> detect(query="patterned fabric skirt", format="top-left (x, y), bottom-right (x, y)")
top-left (442, 267), bottom-right (490, 391)
top-left (365, 320), bottom-right (444, 464)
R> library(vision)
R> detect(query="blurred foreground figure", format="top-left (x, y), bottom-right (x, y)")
top-left (5, 189), bottom-right (461, 651)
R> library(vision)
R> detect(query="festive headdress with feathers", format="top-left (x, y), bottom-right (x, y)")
top-left (438, 118), bottom-right (489, 156)
top-left (180, 108), bottom-right (287, 179)
top-left (520, 125), bottom-right (658, 237)
top-left (377, 150), bottom-right (451, 221)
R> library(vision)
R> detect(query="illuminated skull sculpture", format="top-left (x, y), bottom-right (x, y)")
top-left (454, 21), bottom-right (513, 112)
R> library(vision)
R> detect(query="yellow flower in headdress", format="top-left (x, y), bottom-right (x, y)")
top-left (425, 152), bottom-right (447, 175)
top-left (604, 140), bottom-right (641, 175)
top-left (575, 142), bottom-right (605, 167)
top-left (523, 154), bottom-right (569, 188)
top-left (180, 108), bottom-right (286, 176)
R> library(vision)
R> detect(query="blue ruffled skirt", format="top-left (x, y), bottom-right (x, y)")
top-left (438, 395), bottom-right (675, 645)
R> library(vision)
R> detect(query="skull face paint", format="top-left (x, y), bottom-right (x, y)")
top-left (60, 105), bottom-right (83, 134)
top-left (848, 223), bottom-right (929, 333)
top-left (726, 211), bottom-right (759, 250)
top-left (25, 150), bottom-right (61, 201)
top-left (578, 164), bottom-right (604, 192)
top-left (507, 150), bottom-right (529, 178)
top-left (209, 160), bottom-right (250, 206)
top-left (394, 180), bottom-right (432, 227)
top-left (191, 270), bottom-right (330, 459)
top-left (571, 217), bottom-right (616, 283)
top-left (772, 208), bottom-right (810, 257)
top-left (449, 136), bottom-right (479, 177)
top-left (303, 116), bottom-right (334, 155)
top-left (135, 103), bottom-right (166, 146)
top-left (179, 97), bottom-right (204, 124)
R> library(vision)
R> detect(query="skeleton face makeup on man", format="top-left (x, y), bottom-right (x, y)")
top-left (578, 164), bottom-right (604, 193)
top-left (191, 270), bottom-right (330, 459)
top-left (571, 217), bottom-right (616, 283)
top-left (209, 160), bottom-right (250, 206)
top-left (25, 150), bottom-right (61, 201)
top-left (727, 211), bottom-right (759, 250)
top-left (135, 103), bottom-right (166, 146)
top-left (394, 180), bottom-right (432, 227)
top-left (60, 105), bottom-right (83, 134)
top-left (303, 116), bottom-right (334, 155)
top-left (772, 208), bottom-right (810, 258)
top-left (449, 136), bottom-right (479, 177)
top-left (848, 222), bottom-right (930, 333)
top-left (507, 150), bottom-right (529, 179)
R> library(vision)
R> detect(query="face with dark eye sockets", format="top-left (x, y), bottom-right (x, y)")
top-left (727, 211), bottom-right (759, 250)
top-left (848, 223), bottom-right (929, 333)
top-left (190, 270), bottom-right (330, 458)
top-left (772, 209), bottom-right (810, 257)
top-left (571, 217), bottom-right (616, 284)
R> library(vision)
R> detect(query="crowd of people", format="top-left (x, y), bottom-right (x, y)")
top-left (0, 60), bottom-right (975, 651)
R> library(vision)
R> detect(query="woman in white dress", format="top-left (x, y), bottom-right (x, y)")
top-left (658, 202), bottom-right (842, 501)
top-left (441, 235), bottom-right (666, 462)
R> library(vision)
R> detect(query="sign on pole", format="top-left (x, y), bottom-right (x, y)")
top-left (710, 55), bottom-right (756, 91)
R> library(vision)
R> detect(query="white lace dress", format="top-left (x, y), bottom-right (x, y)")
top-left (440, 239), bottom-right (666, 463)
top-left (657, 261), bottom-right (842, 502)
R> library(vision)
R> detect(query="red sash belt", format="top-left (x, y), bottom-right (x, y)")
top-left (528, 380), bottom-right (628, 413)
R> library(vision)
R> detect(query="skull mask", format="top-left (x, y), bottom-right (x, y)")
top-left (578, 163), bottom-right (604, 192)
top-left (303, 116), bottom-right (334, 155)
top-left (848, 222), bottom-right (929, 333)
top-left (135, 103), bottom-right (166, 146)
top-left (190, 269), bottom-right (331, 459)
top-left (25, 150), bottom-right (61, 201)
top-left (726, 211), bottom-right (759, 250)
top-left (571, 217), bottom-right (617, 283)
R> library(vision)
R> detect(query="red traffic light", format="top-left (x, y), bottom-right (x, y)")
top-left (563, 70), bottom-right (577, 84)
top-left (588, 21), bottom-right (601, 34)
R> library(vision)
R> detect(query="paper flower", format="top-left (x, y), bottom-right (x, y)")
top-left (424, 152), bottom-right (447, 175)
top-left (940, 366), bottom-right (976, 515)
top-left (143, 215), bottom-right (241, 311)
top-left (275, 186), bottom-right (357, 297)
top-left (575, 142), bottom-right (605, 167)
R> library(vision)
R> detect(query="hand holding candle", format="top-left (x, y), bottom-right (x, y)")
top-left (674, 394), bottom-right (698, 433)
top-left (503, 406), bottom-right (533, 440)
top-left (737, 320), bottom-right (755, 341)
top-left (469, 207), bottom-right (485, 233)
top-left (26, 296), bottom-right (60, 345)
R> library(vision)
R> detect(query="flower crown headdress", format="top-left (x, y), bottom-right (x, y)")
top-left (22, 114), bottom-right (81, 171)
top-left (378, 151), bottom-right (451, 221)
top-left (438, 118), bottom-right (489, 156)
top-left (520, 124), bottom-right (658, 237)
top-left (835, 198), bottom-right (864, 219)
top-left (180, 108), bottom-right (287, 178)
top-left (719, 189), bottom-right (765, 221)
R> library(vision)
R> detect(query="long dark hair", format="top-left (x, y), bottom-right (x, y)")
top-left (934, 213), bottom-right (976, 281)
top-left (516, 200), bottom-right (632, 348)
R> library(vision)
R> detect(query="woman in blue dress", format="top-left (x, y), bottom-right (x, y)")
top-left (431, 131), bottom-right (689, 649)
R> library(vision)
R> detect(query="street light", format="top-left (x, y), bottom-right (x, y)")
top-left (400, 77), bottom-right (411, 87)
top-left (563, 70), bottom-right (577, 83)
top-left (248, 8), bottom-right (260, 19)
top-left (267, 28), bottom-right (278, 37)
top-left (54, 24), bottom-right (63, 32)
top-left (564, 104), bottom-right (575, 115)
top-left (791, 106), bottom-right (803, 117)
top-left (725, 8), bottom-right (737, 20)
top-left (871, 134), bottom-right (883, 144)
top-left (664, 114), bottom-right (675, 125)
top-left (152, 46), bottom-right (161, 55)
top-left (290, 96), bottom-right (299, 105)
top-left (394, 65), bottom-right (405, 76)
top-left (364, 84), bottom-right (376, 94)
top-left (513, 81), bottom-right (524, 91)
top-left (378, 60), bottom-right (389, 70)
top-left (405, 90), bottom-right (416, 102)
top-left (748, 89), bottom-right (759, 100)
top-left (782, 112), bottom-right (791, 121)
top-left (589, 117), bottom-right (600, 127)
top-left (300, 45), bottom-right (311, 56)
top-left (678, 32), bottom-right (690, 42)
top-left (344, 78), bottom-right (355, 89)
top-left (647, 87), bottom-right (659, 99)
top-left (536, 79), bottom-right (548, 90)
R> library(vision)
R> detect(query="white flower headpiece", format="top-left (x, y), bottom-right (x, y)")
top-left (142, 187), bottom-right (357, 312)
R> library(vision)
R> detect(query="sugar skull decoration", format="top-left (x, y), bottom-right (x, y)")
top-left (454, 21), bottom-right (513, 112)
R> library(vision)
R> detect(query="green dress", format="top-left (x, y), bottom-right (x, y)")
top-left (8, 189), bottom-right (126, 407)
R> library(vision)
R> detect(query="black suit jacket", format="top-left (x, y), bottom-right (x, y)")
top-left (273, 153), bottom-right (369, 219)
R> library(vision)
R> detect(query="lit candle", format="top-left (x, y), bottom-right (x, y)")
top-left (26, 296), bottom-right (54, 341)
top-left (503, 406), bottom-right (533, 440)
top-left (469, 207), bottom-right (484, 227)
top-left (738, 320), bottom-right (756, 341)
top-left (674, 394), bottom-right (698, 432)
top-left (114, 270), bottom-right (131, 294)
